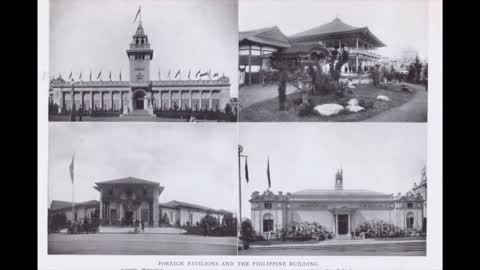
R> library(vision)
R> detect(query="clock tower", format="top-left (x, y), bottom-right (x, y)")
top-left (126, 22), bottom-right (154, 83)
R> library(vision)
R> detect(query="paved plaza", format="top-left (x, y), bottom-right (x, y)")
top-left (48, 233), bottom-right (237, 255)
top-left (240, 239), bottom-right (426, 256)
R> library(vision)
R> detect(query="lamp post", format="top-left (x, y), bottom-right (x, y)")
top-left (237, 145), bottom-right (248, 236)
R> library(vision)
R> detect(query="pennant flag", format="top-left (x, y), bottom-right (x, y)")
top-left (167, 70), bottom-right (171, 79)
top-left (188, 70), bottom-right (191, 80)
top-left (69, 154), bottom-right (74, 184)
top-left (109, 71), bottom-right (112, 80)
top-left (200, 72), bottom-right (208, 77)
top-left (133, 6), bottom-right (141, 24)
top-left (195, 70), bottom-right (201, 78)
top-left (175, 69), bottom-right (181, 79)
top-left (119, 71), bottom-right (122, 81)
top-left (79, 72), bottom-right (82, 80)
top-left (68, 72), bottom-right (73, 80)
top-left (89, 71), bottom-right (92, 81)
top-left (245, 157), bottom-right (249, 183)
top-left (97, 71), bottom-right (102, 80)
top-left (213, 73), bottom-right (219, 78)
top-left (267, 157), bottom-right (271, 188)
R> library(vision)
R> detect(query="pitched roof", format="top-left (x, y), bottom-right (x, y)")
top-left (277, 42), bottom-right (329, 57)
top-left (290, 18), bottom-right (359, 38)
top-left (158, 200), bottom-right (227, 214)
top-left (134, 23), bottom-right (146, 36)
top-left (49, 200), bottom-right (99, 211)
top-left (289, 18), bottom-right (386, 47)
top-left (95, 177), bottom-right (160, 186)
top-left (239, 26), bottom-right (291, 48)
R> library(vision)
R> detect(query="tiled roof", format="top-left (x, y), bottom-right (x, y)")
top-left (277, 42), bottom-right (329, 57)
top-left (290, 18), bottom-right (359, 38)
top-left (95, 177), bottom-right (160, 186)
top-left (49, 200), bottom-right (99, 210)
top-left (239, 26), bottom-right (291, 48)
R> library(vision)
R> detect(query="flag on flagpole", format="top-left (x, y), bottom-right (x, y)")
top-left (97, 71), bottom-right (102, 80)
top-left (175, 69), bottom-right (181, 79)
top-left (188, 70), bottom-right (191, 80)
top-left (79, 72), bottom-right (82, 81)
top-left (109, 71), bottom-right (112, 80)
top-left (245, 157), bottom-right (249, 183)
top-left (89, 71), bottom-right (92, 81)
top-left (167, 70), bottom-right (171, 80)
top-left (267, 157), bottom-right (271, 188)
top-left (119, 71), bottom-right (122, 81)
top-left (208, 70), bottom-right (212, 79)
top-left (213, 72), bottom-right (219, 78)
top-left (158, 69), bottom-right (161, 80)
top-left (195, 70), bottom-right (201, 78)
top-left (69, 154), bottom-right (74, 184)
top-left (68, 72), bottom-right (73, 80)
top-left (133, 6), bottom-right (141, 24)
top-left (200, 72), bottom-right (208, 78)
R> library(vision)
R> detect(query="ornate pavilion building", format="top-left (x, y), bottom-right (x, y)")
top-left (49, 177), bottom-right (231, 227)
top-left (249, 169), bottom-right (425, 239)
top-left (49, 21), bottom-right (231, 115)
top-left (238, 18), bottom-right (385, 86)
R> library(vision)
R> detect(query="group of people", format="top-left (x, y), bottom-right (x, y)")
top-left (131, 219), bottom-right (145, 233)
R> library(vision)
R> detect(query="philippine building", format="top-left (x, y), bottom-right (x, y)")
top-left (239, 18), bottom-right (385, 86)
top-left (48, 177), bottom-right (231, 227)
top-left (249, 169), bottom-right (426, 239)
top-left (49, 21), bottom-right (231, 115)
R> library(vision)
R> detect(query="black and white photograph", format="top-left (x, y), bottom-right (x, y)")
top-left (47, 123), bottom-right (237, 255)
top-left (238, 0), bottom-right (429, 122)
top-left (237, 123), bottom-right (427, 256)
top-left (48, 0), bottom-right (238, 122)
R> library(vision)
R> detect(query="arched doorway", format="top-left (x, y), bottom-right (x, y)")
top-left (407, 212), bottom-right (415, 229)
top-left (133, 90), bottom-right (146, 110)
top-left (263, 213), bottom-right (274, 233)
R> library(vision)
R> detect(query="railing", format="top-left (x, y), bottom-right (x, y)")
top-left (348, 49), bottom-right (381, 59)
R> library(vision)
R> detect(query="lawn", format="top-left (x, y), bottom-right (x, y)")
top-left (239, 83), bottom-right (417, 122)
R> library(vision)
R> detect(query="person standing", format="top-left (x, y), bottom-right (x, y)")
top-left (141, 219), bottom-right (144, 232)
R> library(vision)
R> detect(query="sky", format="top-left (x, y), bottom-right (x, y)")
top-left (238, 123), bottom-right (427, 220)
top-left (239, 0), bottom-right (430, 60)
top-left (48, 123), bottom-right (238, 213)
top-left (49, 0), bottom-right (239, 97)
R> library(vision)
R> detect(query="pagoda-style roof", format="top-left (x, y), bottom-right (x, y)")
top-left (239, 26), bottom-right (291, 48)
top-left (276, 41), bottom-right (330, 58)
top-left (49, 200), bottom-right (99, 211)
top-left (158, 200), bottom-right (230, 215)
top-left (95, 177), bottom-right (161, 187)
top-left (289, 18), bottom-right (386, 47)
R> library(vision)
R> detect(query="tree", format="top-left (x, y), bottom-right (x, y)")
top-left (199, 214), bottom-right (220, 236)
top-left (241, 219), bottom-right (254, 241)
top-left (414, 55), bottom-right (423, 83)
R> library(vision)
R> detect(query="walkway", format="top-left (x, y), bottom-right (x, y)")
top-left (365, 83), bottom-right (428, 122)
top-left (59, 226), bottom-right (187, 234)
top-left (239, 83), bottom-right (298, 110)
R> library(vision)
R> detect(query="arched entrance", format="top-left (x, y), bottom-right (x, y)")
top-left (132, 90), bottom-right (147, 110)
top-left (407, 212), bottom-right (415, 229)
top-left (263, 213), bottom-right (274, 233)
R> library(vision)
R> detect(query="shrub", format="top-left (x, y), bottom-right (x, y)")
top-left (241, 219), bottom-right (254, 241)
top-left (297, 103), bottom-right (314, 117)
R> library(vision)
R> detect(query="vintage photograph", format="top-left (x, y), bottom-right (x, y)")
top-left (47, 123), bottom-right (237, 255)
top-left (238, 0), bottom-right (429, 122)
top-left (48, 0), bottom-right (238, 122)
top-left (237, 123), bottom-right (427, 256)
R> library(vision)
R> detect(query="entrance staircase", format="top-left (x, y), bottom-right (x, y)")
top-left (120, 110), bottom-right (156, 121)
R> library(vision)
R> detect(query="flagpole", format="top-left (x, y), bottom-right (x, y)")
top-left (238, 145), bottom-right (243, 235)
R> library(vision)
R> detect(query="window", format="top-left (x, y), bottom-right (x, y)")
top-left (407, 202), bottom-right (413, 208)
top-left (264, 202), bottom-right (272, 209)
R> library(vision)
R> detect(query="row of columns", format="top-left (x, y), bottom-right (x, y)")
top-left (61, 90), bottom-right (220, 111)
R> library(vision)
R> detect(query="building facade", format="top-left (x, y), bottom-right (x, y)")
top-left (48, 177), bottom-right (230, 227)
top-left (50, 22), bottom-right (231, 114)
top-left (238, 18), bottom-right (386, 86)
top-left (249, 169), bottom-right (425, 239)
